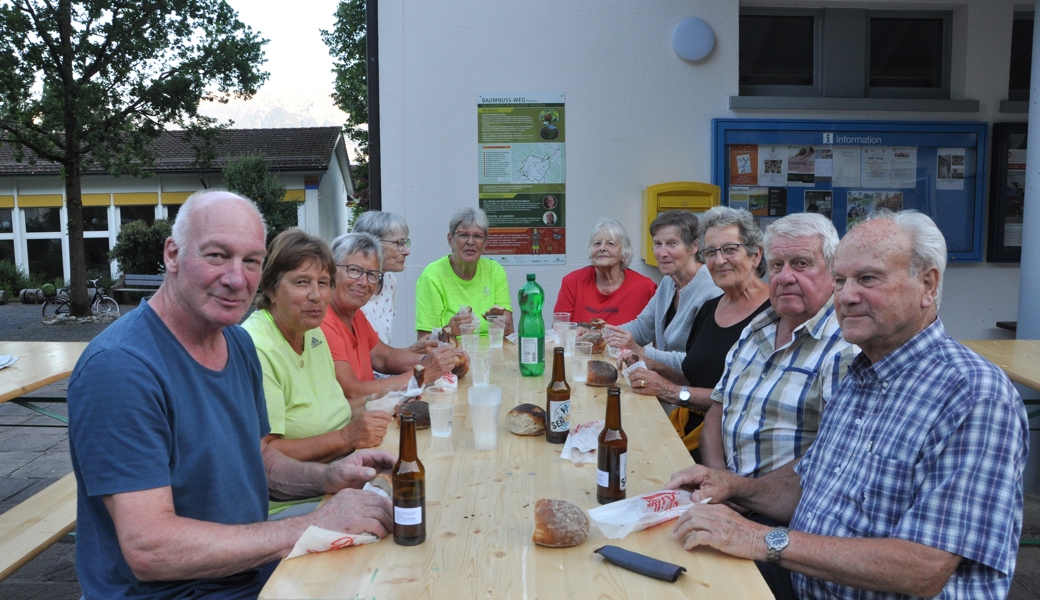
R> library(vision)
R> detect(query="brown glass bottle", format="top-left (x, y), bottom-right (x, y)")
top-left (597, 386), bottom-right (628, 504)
top-left (545, 346), bottom-right (571, 444)
top-left (393, 412), bottom-right (426, 545)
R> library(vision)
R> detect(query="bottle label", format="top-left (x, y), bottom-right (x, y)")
top-left (597, 452), bottom-right (627, 490)
top-left (520, 337), bottom-right (538, 364)
top-left (394, 505), bottom-right (423, 526)
top-left (548, 399), bottom-right (570, 433)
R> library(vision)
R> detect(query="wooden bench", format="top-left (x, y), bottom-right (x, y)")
top-left (112, 273), bottom-right (165, 303)
top-left (0, 472), bottom-right (77, 581)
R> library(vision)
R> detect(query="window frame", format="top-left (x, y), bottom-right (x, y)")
top-left (739, 7), bottom-right (823, 98)
top-left (865, 10), bottom-right (952, 100)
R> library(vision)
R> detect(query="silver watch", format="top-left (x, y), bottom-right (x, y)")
top-left (678, 386), bottom-right (691, 408)
top-left (765, 527), bottom-right (790, 564)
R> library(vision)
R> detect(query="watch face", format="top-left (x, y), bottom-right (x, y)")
top-left (766, 528), bottom-right (789, 548)
top-left (679, 387), bottom-right (691, 401)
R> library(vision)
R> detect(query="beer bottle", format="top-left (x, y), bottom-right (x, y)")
top-left (597, 386), bottom-right (628, 504)
top-left (545, 346), bottom-right (571, 444)
top-left (517, 273), bottom-right (545, 376)
top-left (393, 412), bottom-right (426, 545)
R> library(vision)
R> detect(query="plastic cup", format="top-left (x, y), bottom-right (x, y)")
top-left (426, 386), bottom-right (456, 438)
top-left (459, 320), bottom-right (478, 335)
top-left (572, 342), bottom-right (594, 382)
top-left (487, 315), bottom-right (506, 348)
top-left (552, 312), bottom-right (571, 325)
top-left (468, 385), bottom-right (502, 451)
top-left (470, 349), bottom-right (492, 386)
top-left (553, 321), bottom-right (578, 356)
top-left (461, 333), bottom-right (480, 357)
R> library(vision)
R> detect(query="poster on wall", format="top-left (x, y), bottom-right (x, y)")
top-left (478, 92), bottom-right (566, 265)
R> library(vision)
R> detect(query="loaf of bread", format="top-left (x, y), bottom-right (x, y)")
top-left (453, 350), bottom-right (470, 378)
top-left (578, 331), bottom-right (606, 354)
top-left (483, 305), bottom-right (506, 319)
top-left (532, 499), bottom-right (589, 547)
top-left (506, 403), bottom-right (546, 435)
top-left (369, 468), bottom-right (393, 496)
top-left (395, 399), bottom-right (431, 429)
top-left (585, 360), bottom-right (618, 386)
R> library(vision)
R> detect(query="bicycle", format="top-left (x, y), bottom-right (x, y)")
top-left (42, 279), bottom-right (120, 318)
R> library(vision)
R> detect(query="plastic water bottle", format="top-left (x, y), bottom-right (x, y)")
top-left (517, 273), bottom-right (545, 376)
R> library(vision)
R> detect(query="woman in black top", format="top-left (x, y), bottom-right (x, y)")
top-left (625, 207), bottom-right (770, 455)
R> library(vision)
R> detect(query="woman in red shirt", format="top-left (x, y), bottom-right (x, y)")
top-left (554, 218), bottom-right (657, 325)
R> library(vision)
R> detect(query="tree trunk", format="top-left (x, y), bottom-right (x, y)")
top-left (65, 159), bottom-right (89, 317)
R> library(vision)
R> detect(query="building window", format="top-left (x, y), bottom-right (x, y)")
top-left (0, 239), bottom-right (13, 263)
top-left (120, 205), bottom-right (155, 226)
top-left (84, 237), bottom-right (111, 276)
top-left (166, 204), bottom-right (182, 223)
top-left (27, 238), bottom-right (63, 281)
top-left (23, 207), bottom-right (61, 233)
top-left (1010, 15), bottom-right (1033, 101)
top-left (739, 8), bottom-right (951, 100)
top-left (83, 206), bottom-right (109, 232)
top-left (0, 208), bottom-right (12, 233)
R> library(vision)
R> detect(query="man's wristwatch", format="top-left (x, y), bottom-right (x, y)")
top-left (678, 386), bottom-right (691, 408)
top-left (765, 527), bottom-right (790, 564)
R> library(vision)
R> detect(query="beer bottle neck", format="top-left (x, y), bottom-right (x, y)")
top-left (605, 391), bottom-right (622, 430)
top-left (399, 416), bottom-right (418, 461)
top-left (551, 349), bottom-right (567, 381)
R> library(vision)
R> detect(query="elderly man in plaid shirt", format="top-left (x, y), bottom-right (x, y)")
top-left (665, 210), bottom-right (1028, 600)
top-left (699, 213), bottom-right (859, 481)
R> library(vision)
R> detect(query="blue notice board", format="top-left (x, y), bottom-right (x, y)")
top-left (712, 119), bottom-right (987, 261)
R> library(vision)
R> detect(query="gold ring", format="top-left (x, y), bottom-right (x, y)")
top-left (639, 379), bottom-right (645, 388)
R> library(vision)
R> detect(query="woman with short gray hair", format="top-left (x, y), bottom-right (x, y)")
top-left (553, 218), bottom-right (657, 325)
top-left (415, 207), bottom-right (514, 339)
top-left (321, 232), bottom-right (458, 406)
top-left (352, 210), bottom-right (411, 344)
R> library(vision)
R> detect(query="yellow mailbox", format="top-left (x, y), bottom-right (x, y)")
top-left (641, 181), bottom-right (720, 266)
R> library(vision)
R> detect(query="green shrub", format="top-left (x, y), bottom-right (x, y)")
top-left (109, 219), bottom-right (172, 275)
top-left (0, 260), bottom-right (31, 298)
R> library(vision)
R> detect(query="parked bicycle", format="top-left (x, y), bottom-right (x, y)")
top-left (42, 279), bottom-right (120, 318)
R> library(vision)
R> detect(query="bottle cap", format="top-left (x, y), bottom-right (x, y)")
top-left (527, 273), bottom-right (536, 280)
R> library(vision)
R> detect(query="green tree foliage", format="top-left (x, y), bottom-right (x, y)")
top-left (109, 219), bottom-right (173, 275)
top-left (222, 153), bottom-right (296, 246)
top-left (0, 1), bottom-right (268, 316)
top-left (322, 0), bottom-right (369, 217)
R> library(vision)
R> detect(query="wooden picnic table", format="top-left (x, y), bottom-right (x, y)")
top-left (960, 339), bottom-right (1040, 392)
top-left (260, 344), bottom-right (774, 600)
top-left (0, 341), bottom-right (88, 404)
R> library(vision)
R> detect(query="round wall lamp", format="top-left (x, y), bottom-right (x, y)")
top-left (672, 17), bottom-right (715, 62)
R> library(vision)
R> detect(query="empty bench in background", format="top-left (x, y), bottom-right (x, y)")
top-left (111, 274), bottom-right (164, 303)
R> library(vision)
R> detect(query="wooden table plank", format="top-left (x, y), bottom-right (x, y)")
top-left (260, 346), bottom-right (773, 599)
top-left (960, 339), bottom-right (1040, 391)
top-left (0, 341), bottom-right (88, 404)
top-left (0, 472), bottom-right (78, 581)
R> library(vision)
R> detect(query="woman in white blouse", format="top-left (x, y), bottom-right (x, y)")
top-left (352, 211), bottom-right (411, 345)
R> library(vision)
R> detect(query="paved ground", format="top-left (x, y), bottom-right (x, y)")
top-left (1, 299), bottom-right (1040, 598)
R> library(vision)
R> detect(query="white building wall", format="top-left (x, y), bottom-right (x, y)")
top-left (382, 0), bottom-right (1024, 344)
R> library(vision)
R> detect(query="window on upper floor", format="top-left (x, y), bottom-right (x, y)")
top-left (1009, 13), bottom-right (1032, 102)
top-left (739, 7), bottom-right (952, 100)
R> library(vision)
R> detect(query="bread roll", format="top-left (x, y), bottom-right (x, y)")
top-left (369, 468), bottom-right (393, 496)
top-left (413, 363), bottom-right (426, 387)
top-left (506, 403), bottom-right (546, 435)
top-left (578, 331), bottom-right (606, 354)
top-left (395, 399), bottom-right (431, 429)
top-left (532, 499), bottom-right (589, 547)
top-left (585, 360), bottom-right (619, 387)
top-left (453, 350), bottom-right (470, 378)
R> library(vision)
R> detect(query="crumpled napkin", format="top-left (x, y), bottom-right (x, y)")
top-left (0, 355), bottom-right (18, 370)
top-left (620, 359), bottom-right (647, 388)
top-left (365, 376), bottom-right (424, 413)
top-left (284, 483), bottom-right (391, 559)
top-left (561, 420), bottom-right (604, 463)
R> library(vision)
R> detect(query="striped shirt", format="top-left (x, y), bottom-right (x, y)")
top-left (713, 300), bottom-right (857, 478)
top-left (791, 318), bottom-right (1028, 600)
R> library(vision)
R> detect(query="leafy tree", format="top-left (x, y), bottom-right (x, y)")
top-left (222, 152), bottom-right (296, 246)
top-left (0, 1), bottom-right (268, 316)
top-left (322, 0), bottom-right (369, 219)
top-left (109, 218), bottom-right (172, 275)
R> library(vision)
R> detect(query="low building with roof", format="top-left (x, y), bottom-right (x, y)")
top-left (0, 126), bottom-right (353, 281)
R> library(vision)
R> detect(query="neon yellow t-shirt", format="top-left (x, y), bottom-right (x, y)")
top-left (414, 255), bottom-right (513, 336)
top-left (242, 309), bottom-right (352, 515)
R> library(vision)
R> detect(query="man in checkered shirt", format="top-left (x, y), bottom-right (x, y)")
top-left (665, 210), bottom-right (1028, 599)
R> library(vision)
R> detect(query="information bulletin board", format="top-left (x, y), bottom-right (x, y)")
top-left (712, 119), bottom-right (988, 261)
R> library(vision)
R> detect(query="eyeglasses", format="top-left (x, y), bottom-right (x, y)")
top-left (381, 238), bottom-right (411, 250)
top-left (336, 263), bottom-right (383, 286)
top-left (453, 231), bottom-right (486, 244)
top-left (700, 243), bottom-right (749, 262)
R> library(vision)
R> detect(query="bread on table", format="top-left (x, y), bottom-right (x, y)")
top-left (369, 468), bottom-right (393, 496)
top-left (506, 403), bottom-right (546, 435)
top-left (532, 499), bottom-right (589, 547)
top-left (395, 399), bottom-right (431, 429)
top-left (585, 360), bottom-right (619, 386)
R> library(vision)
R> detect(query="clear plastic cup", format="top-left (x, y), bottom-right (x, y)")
top-left (486, 315), bottom-right (506, 348)
top-left (553, 321), bottom-right (578, 356)
top-left (552, 312), bottom-right (571, 325)
top-left (426, 386), bottom-right (456, 438)
top-left (572, 341), bottom-right (594, 382)
top-left (470, 349), bottom-right (492, 386)
top-left (468, 385), bottom-right (502, 451)
top-left (461, 333), bottom-right (480, 357)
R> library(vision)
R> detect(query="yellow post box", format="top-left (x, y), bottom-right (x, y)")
top-left (641, 182), bottom-right (719, 266)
